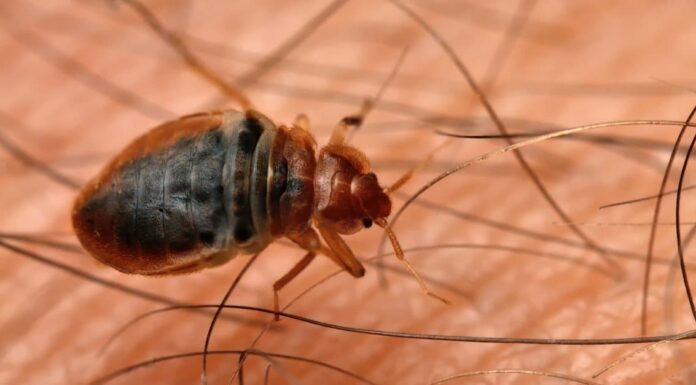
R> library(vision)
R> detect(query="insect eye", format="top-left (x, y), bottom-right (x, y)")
top-left (362, 218), bottom-right (373, 228)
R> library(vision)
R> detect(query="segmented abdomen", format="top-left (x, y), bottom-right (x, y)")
top-left (72, 111), bottom-right (278, 274)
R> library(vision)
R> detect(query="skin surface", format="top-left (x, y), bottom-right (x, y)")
top-left (2, 1), bottom-right (696, 384)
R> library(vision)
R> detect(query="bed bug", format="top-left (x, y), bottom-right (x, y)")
top-left (71, 0), bottom-right (447, 315)
top-left (72, 106), bottom-right (446, 313)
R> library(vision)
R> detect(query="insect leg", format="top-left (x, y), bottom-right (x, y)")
top-left (328, 46), bottom-right (407, 145)
top-left (272, 251), bottom-right (316, 321)
top-left (329, 100), bottom-right (371, 146)
top-left (273, 226), bottom-right (360, 320)
top-left (293, 113), bottom-right (311, 132)
top-left (315, 221), bottom-right (366, 278)
top-left (290, 226), bottom-right (349, 271)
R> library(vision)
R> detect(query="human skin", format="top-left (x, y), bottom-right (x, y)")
top-left (2, 1), bottom-right (696, 384)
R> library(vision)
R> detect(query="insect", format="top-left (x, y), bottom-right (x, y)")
top-left (9, 1), bottom-right (696, 384)
top-left (72, 103), bottom-right (446, 314)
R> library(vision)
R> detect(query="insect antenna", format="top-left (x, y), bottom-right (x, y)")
top-left (374, 218), bottom-right (449, 304)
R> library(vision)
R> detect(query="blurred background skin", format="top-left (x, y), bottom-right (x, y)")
top-left (2, 0), bottom-right (696, 384)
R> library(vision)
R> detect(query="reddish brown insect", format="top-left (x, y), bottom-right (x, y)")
top-left (72, 105), bottom-right (445, 313)
top-left (71, 0), bottom-right (447, 319)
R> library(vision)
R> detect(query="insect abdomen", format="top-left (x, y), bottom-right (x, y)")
top-left (73, 111), bottom-right (278, 275)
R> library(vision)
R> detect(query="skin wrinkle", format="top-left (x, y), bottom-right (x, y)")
top-left (3, 1), bottom-right (696, 384)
